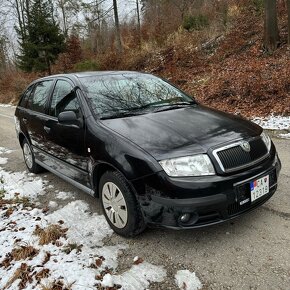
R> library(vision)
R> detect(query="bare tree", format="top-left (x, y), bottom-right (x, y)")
top-left (264, 0), bottom-right (280, 52)
top-left (55, 0), bottom-right (81, 38)
top-left (171, 0), bottom-right (193, 21)
top-left (136, 0), bottom-right (141, 48)
top-left (113, 0), bottom-right (122, 53)
top-left (287, 0), bottom-right (290, 45)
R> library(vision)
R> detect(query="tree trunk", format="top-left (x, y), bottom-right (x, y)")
top-left (60, 0), bottom-right (68, 38)
top-left (264, 0), bottom-right (280, 52)
top-left (113, 0), bottom-right (122, 53)
top-left (136, 0), bottom-right (142, 49)
top-left (287, 0), bottom-right (290, 45)
top-left (15, 0), bottom-right (25, 39)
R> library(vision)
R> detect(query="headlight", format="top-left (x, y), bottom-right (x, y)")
top-left (159, 154), bottom-right (215, 177)
top-left (261, 132), bottom-right (271, 152)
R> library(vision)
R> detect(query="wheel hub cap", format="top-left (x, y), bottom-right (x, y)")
top-left (23, 143), bottom-right (33, 169)
top-left (102, 182), bottom-right (128, 229)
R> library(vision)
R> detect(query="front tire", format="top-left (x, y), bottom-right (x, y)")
top-left (99, 171), bottom-right (146, 237)
top-left (22, 139), bottom-right (43, 174)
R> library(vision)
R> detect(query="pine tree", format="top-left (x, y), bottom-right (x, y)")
top-left (17, 0), bottom-right (65, 74)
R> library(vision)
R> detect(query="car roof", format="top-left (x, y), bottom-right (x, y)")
top-left (32, 71), bottom-right (147, 83)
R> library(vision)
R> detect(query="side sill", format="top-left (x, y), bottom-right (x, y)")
top-left (36, 159), bottom-right (95, 196)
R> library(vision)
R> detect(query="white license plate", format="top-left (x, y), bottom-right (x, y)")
top-left (250, 175), bottom-right (269, 202)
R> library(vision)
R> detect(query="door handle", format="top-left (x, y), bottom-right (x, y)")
top-left (23, 117), bottom-right (28, 124)
top-left (44, 126), bottom-right (51, 134)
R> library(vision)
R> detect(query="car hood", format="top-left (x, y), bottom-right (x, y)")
top-left (101, 105), bottom-right (262, 160)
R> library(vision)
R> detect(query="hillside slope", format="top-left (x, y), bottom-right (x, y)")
top-left (135, 7), bottom-right (290, 117)
top-left (1, 3), bottom-right (289, 118)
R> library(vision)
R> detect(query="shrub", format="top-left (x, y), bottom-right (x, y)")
top-left (74, 60), bottom-right (99, 72)
top-left (182, 14), bottom-right (209, 31)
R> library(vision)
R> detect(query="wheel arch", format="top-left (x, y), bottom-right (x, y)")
top-left (92, 162), bottom-right (137, 198)
top-left (18, 132), bottom-right (26, 147)
top-left (92, 162), bottom-right (117, 198)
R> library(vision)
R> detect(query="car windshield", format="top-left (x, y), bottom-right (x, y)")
top-left (79, 74), bottom-right (195, 119)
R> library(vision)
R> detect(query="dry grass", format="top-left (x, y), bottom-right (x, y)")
top-left (0, 195), bottom-right (33, 208)
top-left (62, 243), bottom-right (83, 254)
top-left (11, 244), bottom-right (39, 261)
top-left (0, 253), bottom-right (13, 269)
top-left (40, 280), bottom-right (74, 290)
top-left (35, 268), bottom-right (50, 282)
top-left (4, 207), bottom-right (14, 217)
top-left (34, 224), bottom-right (68, 245)
top-left (0, 70), bottom-right (39, 104)
top-left (3, 263), bottom-right (32, 290)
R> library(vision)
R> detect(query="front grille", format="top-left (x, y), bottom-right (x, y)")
top-left (215, 138), bottom-right (268, 172)
top-left (228, 169), bottom-right (277, 216)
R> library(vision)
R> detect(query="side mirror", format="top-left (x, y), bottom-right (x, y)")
top-left (58, 111), bottom-right (79, 126)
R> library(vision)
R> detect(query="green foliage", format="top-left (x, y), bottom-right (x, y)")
top-left (74, 60), bottom-right (99, 72)
top-left (17, 0), bottom-right (65, 73)
top-left (182, 14), bottom-right (209, 31)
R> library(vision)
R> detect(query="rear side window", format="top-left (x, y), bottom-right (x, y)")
top-left (19, 85), bottom-right (34, 108)
top-left (50, 80), bottom-right (80, 117)
top-left (27, 80), bottom-right (53, 113)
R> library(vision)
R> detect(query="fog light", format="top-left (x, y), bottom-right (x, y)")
top-left (180, 213), bottom-right (191, 223)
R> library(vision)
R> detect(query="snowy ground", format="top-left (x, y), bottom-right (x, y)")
top-left (0, 104), bottom-right (15, 108)
top-left (252, 115), bottom-right (290, 131)
top-left (0, 147), bottom-right (202, 290)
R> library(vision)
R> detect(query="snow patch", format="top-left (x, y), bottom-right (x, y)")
top-left (175, 270), bottom-right (202, 290)
top-left (0, 147), bottom-right (12, 154)
top-left (0, 157), bottom-right (8, 165)
top-left (0, 104), bottom-right (15, 108)
top-left (252, 115), bottom-right (290, 130)
top-left (0, 169), bottom-right (45, 199)
top-left (102, 262), bottom-right (167, 290)
top-left (55, 191), bottom-right (74, 200)
top-left (48, 200), bottom-right (58, 208)
top-left (0, 147), bottom-right (45, 199)
top-left (0, 197), bottom-right (166, 290)
top-left (0, 147), bottom-right (167, 290)
top-left (0, 147), bottom-right (12, 165)
top-left (279, 132), bottom-right (290, 139)
top-left (47, 200), bottom-right (112, 246)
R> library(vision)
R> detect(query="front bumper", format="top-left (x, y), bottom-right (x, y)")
top-left (132, 150), bottom-right (281, 229)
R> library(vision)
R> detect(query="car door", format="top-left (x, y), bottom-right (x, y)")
top-left (24, 79), bottom-right (54, 160)
top-left (44, 78), bottom-right (90, 188)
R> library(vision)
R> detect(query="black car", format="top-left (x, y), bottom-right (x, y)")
top-left (15, 71), bottom-right (281, 237)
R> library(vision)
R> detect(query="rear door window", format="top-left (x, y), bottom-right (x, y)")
top-left (50, 80), bottom-right (81, 117)
top-left (19, 85), bottom-right (34, 108)
top-left (27, 80), bottom-right (53, 114)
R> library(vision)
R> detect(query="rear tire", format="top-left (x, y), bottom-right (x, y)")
top-left (22, 139), bottom-right (44, 174)
top-left (99, 170), bottom-right (146, 237)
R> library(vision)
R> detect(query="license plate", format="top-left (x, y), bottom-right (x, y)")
top-left (250, 175), bottom-right (269, 202)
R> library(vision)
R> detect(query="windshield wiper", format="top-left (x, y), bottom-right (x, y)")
top-left (99, 101), bottom-right (196, 120)
top-left (99, 111), bottom-right (143, 120)
top-left (153, 101), bottom-right (196, 112)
